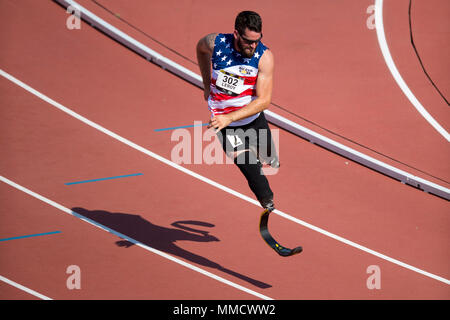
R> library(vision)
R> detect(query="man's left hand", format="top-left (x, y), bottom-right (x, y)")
top-left (208, 114), bottom-right (233, 133)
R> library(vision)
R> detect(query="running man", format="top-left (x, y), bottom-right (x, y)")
top-left (196, 11), bottom-right (279, 211)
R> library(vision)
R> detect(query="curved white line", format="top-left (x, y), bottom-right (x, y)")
top-left (374, 0), bottom-right (450, 142)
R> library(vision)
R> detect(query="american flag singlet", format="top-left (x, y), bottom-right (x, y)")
top-left (208, 33), bottom-right (268, 126)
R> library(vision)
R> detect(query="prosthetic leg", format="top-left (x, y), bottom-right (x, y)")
top-left (233, 150), bottom-right (302, 257)
top-left (233, 150), bottom-right (274, 210)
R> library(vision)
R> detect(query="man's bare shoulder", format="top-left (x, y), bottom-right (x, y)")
top-left (259, 48), bottom-right (274, 72)
top-left (197, 33), bottom-right (218, 52)
top-left (205, 33), bottom-right (218, 49)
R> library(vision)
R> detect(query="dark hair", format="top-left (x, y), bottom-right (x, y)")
top-left (234, 11), bottom-right (262, 35)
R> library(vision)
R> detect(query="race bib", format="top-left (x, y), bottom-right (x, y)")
top-left (216, 70), bottom-right (245, 96)
top-left (226, 134), bottom-right (243, 148)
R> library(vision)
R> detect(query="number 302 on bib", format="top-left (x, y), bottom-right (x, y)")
top-left (216, 71), bottom-right (245, 96)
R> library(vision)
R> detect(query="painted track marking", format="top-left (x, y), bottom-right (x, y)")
top-left (65, 173), bottom-right (143, 185)
top-left (374, 0), bottom-right (450, 142)
top-left (0, 275), bottom-right (52, 300)
top-left (0, 231), bottom-right (61, 242)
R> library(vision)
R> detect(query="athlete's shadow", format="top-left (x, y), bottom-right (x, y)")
top-left (72, 207), bottom-right (271, 289)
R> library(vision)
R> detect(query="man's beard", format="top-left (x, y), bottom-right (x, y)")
top-left (237, 41), bottom-right (255, 58)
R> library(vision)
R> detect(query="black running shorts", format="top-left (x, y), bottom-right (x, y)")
top-left (216, 112), bottom-right (278, 164)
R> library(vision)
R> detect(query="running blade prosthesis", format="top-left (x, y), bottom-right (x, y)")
top-left (259, 208), bottom-right (303, 257)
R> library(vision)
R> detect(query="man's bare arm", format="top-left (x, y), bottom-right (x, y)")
top-left (196, 33), bottom-right (217, 100)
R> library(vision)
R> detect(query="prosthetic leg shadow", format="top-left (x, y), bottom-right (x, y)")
top-left (72, 207), bottom-right (271, 289)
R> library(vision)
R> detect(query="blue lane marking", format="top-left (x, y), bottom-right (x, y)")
top-left (0, 231), bottom-right (61, 242)
top-left (65, 173), bottom-right (143, 185)
top-left (154, 123), bottom-right (208, 132)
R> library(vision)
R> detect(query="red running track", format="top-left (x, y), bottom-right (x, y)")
top-left (75, 0), bottom-right (450, 185)
top-left (0, 0), bottom-right (448, 300)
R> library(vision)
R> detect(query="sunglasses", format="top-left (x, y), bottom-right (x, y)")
top-left (239, 33), bottom-right (263, 45)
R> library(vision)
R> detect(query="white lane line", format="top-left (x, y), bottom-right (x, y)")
top-left (1, 69), bottom-right (449, 287)
top-left (374, 0), bottom-right (450, 142)
top-left (0, 175), bottom-right (272, 300)
top-left (0, 275), bottom-right (52, 300)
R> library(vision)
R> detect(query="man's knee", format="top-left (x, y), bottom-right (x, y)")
top-left (232, 150), bottom-right (274, 208)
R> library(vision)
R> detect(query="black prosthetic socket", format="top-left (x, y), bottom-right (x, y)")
top-left (233, 151), bottom-right (273, 204)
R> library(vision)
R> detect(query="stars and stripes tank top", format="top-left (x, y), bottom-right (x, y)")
top-left (208, 33), bottom-right (268, 127)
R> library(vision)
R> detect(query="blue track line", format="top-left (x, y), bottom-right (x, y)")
top-left (154, 123), bottom-right (208, 132)
top-left (0, 231), bottom-right (61, 242)
top-left (65, 173), bottom-right (143, 185)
